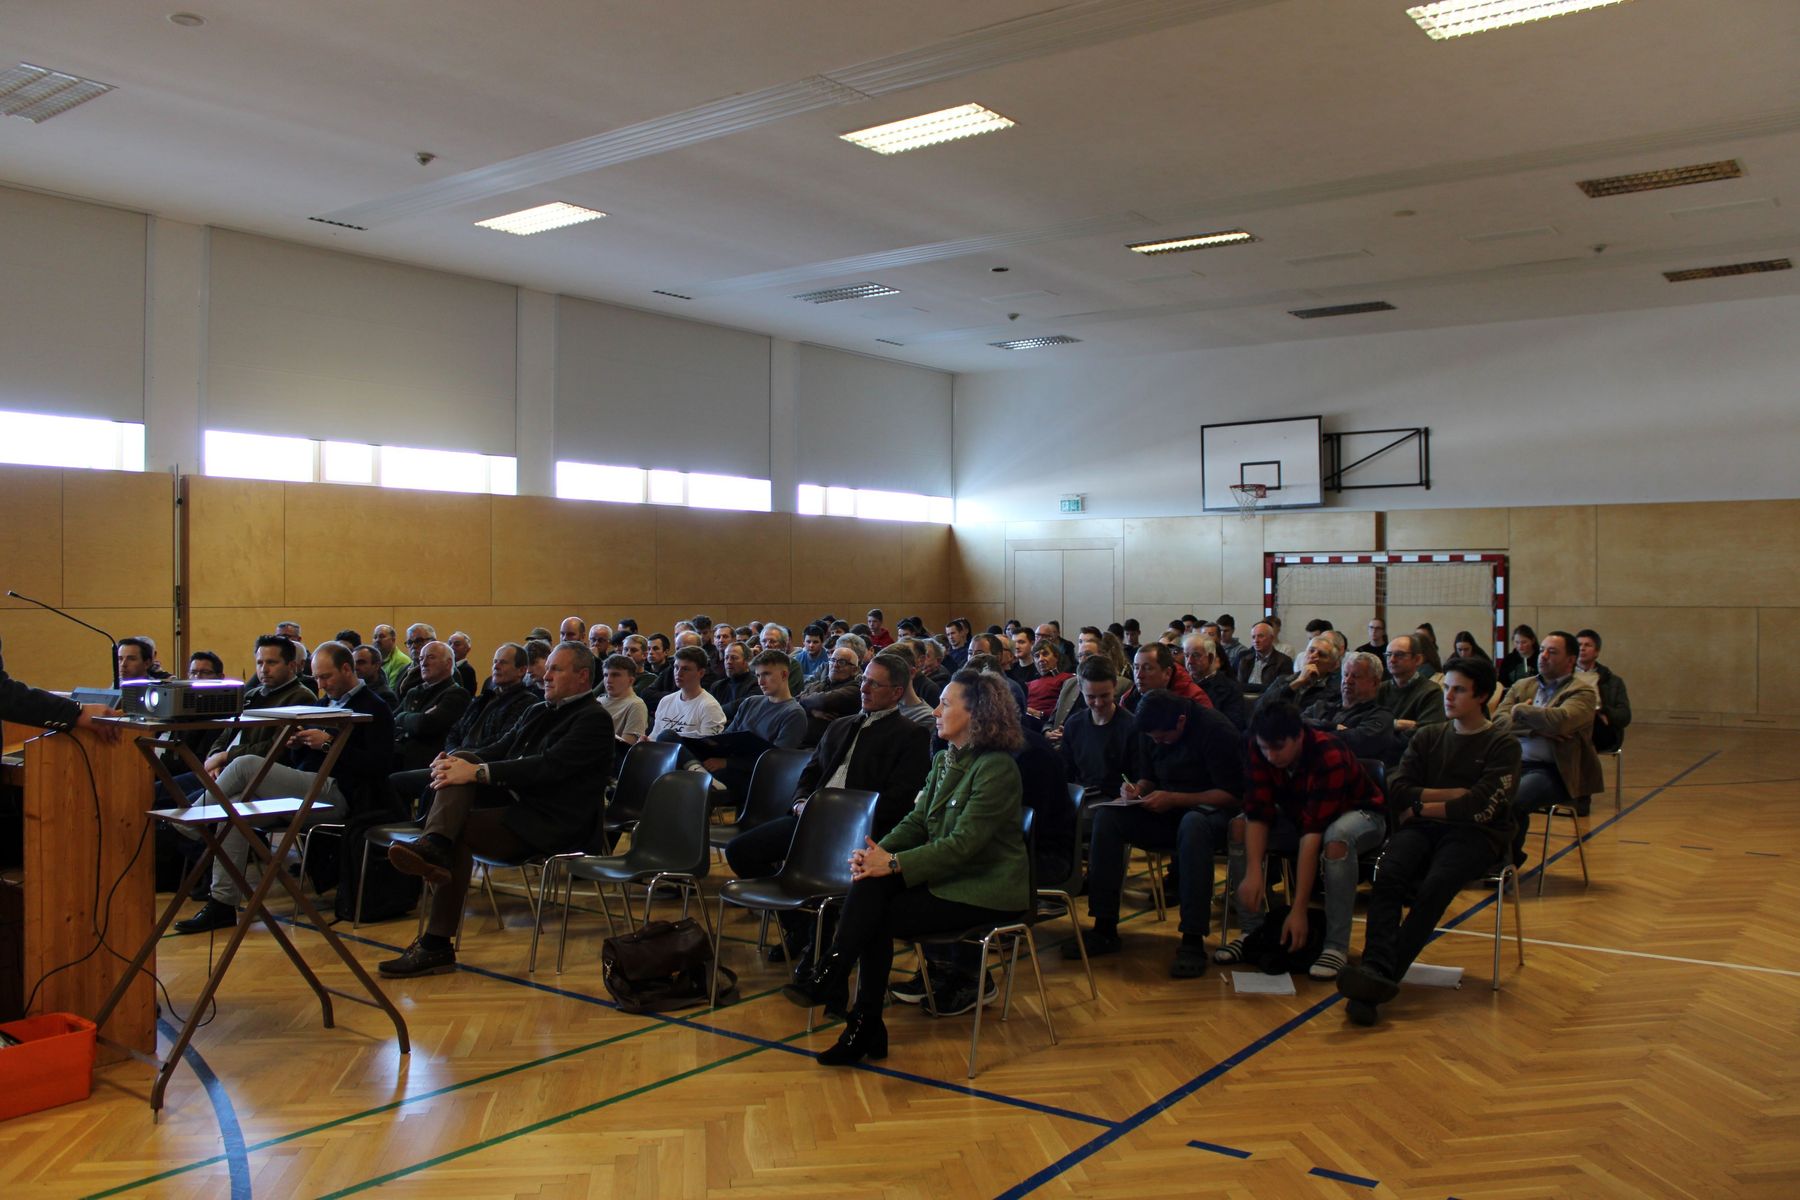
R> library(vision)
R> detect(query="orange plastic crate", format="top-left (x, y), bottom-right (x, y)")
top-left (0, 1013), bottom-right (97, 1121)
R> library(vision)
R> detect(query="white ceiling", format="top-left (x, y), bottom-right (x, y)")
top-left (3, 0), bottom-right (1797, 374)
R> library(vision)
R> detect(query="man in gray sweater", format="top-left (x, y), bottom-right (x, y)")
top-left (1338, 654), bottom-right (1520, 1025)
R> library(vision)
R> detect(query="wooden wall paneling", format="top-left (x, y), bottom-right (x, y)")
top-left (61, 470), bottom-right (176, 610)
top-left (790, 516), bottom-right (907, 600)
top-left (0, 607), bottom-right (172, 690)
top-left (901, 522), bottom-right (951, 603)
top-left (284, 485), bottom-right (492, 608)
top-left (950, 524), bottom-right (1006, 607)
top-left (182, 476), bottom-right (287, 609)
top-left (0, 465), bottom-right (64, 610)
top-left (1598, 500), bottom-right (1800, 608)
top-left (489, 496), bottom-right (647, 607)
top-left (1508, 505), bottom-right (1596, 608)
top-left (1260, 510), bottom-right (1377, 551)
top-left (1003, 518), bottom-right (1124, 543)
top-left (1541, 605), bottom-right (1759, 716)
top-left (653, 508), bottom-right (792, 607)
top-left (184, 607), bottom-right (393, 679)
top-left (1123, 516), bottom-right (1223, 611)
top-left (1757, 609), bottom-right (1800, 718)
top-left (1384, 507), bottom-right (1510, 550)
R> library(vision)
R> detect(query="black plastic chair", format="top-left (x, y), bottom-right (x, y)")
top-left (604, 739), bottom-right (683, 845)
top-left (912, 808), bottom-right (1058, 1080)
top-left (708, 747), bottom-right (810, 851)
top-left (1036, 786), bottom-right (1097, 1001)
top-left (553, 770), bottom-right (715, 972)
top-left (708, 786), bottom-right (879, 1009)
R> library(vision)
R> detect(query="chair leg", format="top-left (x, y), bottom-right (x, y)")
top-left (1492, 875), bottom-right (1504, 991)
top-left (1043, 888), bottom-right (1096, 999)
top-left (1020, 925), bottom-right (1058, 1046)
top-left (966, 934), bottom-right (994, 1079)
top-left (1144, 850), bottom-right (1167, 921)
top-left (1000, 936), bottom-right (1021, 1021)
top-left (1537, 813), bottom-right (1553, 897)
top-left (1510, 871), bottom-right (1526, 966)
top-left (354, 839), bottom-right (372, 929)
top-left (527, 860), bottom-right (559, 973)
top-left (916, 944), bottom-right (938, 1019)
top-left (708, 894), bottom-right (731, 1006)
top-left (518, 865), bottom-right (539, 921)
top-left (556, 872), bottom-right (577, 974)
top-left (1612, 750), bottom-right (1623, 812)
top-left (1569, 810), bottom-right (1590, 886)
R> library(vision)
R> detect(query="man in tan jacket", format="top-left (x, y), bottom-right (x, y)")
top-left (1495, 630), bottom-right (1603, 866)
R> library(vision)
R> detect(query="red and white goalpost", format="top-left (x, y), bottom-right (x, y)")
top-left (1263, 551), bottom-right (1510, 659)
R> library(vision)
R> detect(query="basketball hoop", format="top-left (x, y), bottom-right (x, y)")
top-left (1229, 483), bottom-right (1267, 520)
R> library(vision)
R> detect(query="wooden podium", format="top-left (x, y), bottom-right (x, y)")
top-left (19, 721), bottom-right (159, 1063)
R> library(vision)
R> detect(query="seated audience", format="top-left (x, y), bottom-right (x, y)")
top-left (117, 636), bottom-right (171, 681)
top-left (797, 641), bottom-right (864, 744)
top-left (1357, 619), bottom-right (1389, 670)
top-left (1495, 630), bottom-right (1602, 863)
top-left (383, 642), bottom-right (615, 976)
top-left (866, 608), bottom-right (894, 650)
top-left (1452, 630), bottom-right (1491, 663)
top-left (688, 648), bottom-right (809, 801)
top-left (782, 671), bottom-right (1028, 1066)
top-left (448, 631), bottom-right (478, 694)
top-left (523, 638), bottom-right (551, 696)
top-left (651, 645), bottom-right (728, 739)
top-left (1215, 701), bottom-right (1386, 981)
top-left (175, 641), bottom-right (393, 933)
top-left (1306, 650), bottom-right (1401, 765)
top-left (393, 640), bottom-right (471, 771)
top-left (1254, 634), bottom-right (1341, 718)
top-left (1575, 628), bottom-right (1631, 753)
top-left (1123, 642), bottom-right (1211, 712)
top-left (880, 641), bottom-right (936, 727)
top-left (1059, 658), bottom-right (1138, 802)
top-left (597, 653), bottom-right (650, 746)
top-left (184, 635), bottom-right (317, 796)
top-left (1067, 688), bottom-right (1245, 977)
top-left (1024, 638), bottom-right (1072, 726)
top-left (586, 623), bottom-right (613, 661)
top-left (793, 624), bottom-right (830, 683)
top-left (559, 615), bottom-right (586, 643)
top-left (448, 643), bottom-right (536, 752)
top-left (1339, 655), bottom-right (1519, 1025)
top-left (1183, 633), bottom-right (1249, 731)
top-left (709, 640), bottom-right (760, 717)
top-left (1499, 624), bottom-right (1540, 689)
top-left (1235, 620), bottom-right (1294, 693)
top-left (1378, 634), bottom-right (1446, 734)
top-left (352, 643), bottom-right (397, 708)
top-left (372, 624), bottom-right (409, 690)
top-left (942, 617), bottom-right (972, 671)
top-left (392, 623), bottom-right (436, 694)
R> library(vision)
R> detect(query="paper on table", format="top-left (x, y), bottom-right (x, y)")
top-left (1402, 962), bottom-right (1464, 988)
top-left (1087, 795), bottom-right (1147, 808)
top-left (1230, 971), bottom-right (1297, 995)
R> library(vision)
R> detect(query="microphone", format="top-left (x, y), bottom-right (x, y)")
top-left (6, 589), bottom-right (120, 687)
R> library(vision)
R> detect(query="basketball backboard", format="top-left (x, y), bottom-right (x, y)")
top-left (1200, 416), bottom-right (1323, 512)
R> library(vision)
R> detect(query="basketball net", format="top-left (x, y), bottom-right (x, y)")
top-left (1229, 483), bottom-right (1267, 520)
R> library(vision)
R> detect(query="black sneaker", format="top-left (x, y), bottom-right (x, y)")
top-left (378, 937), bottom-right (456, 978)
top-left (1170, 941), bottom-right (1209, 979)
top-left (172, 899), bottom-right (238, 935)
top-left (1345, 998), bottom-right (1379, 1027)
top-left (1336, 962), bottom-right (1401, 1005)
top-left (927, 971), bottom-right (1000, 1018)
top-left (890, 972), bottom-right (932, 1005)
top-left (1060, 927), bottom-right (1122, 961)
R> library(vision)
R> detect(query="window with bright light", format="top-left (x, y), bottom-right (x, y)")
top-left (205, 429), bottom-right (314, 482)
top-left (647, 470), bottom-right (686, 506)
top-left (0, 409), bottom-right (145, 471)
top-left (322, 441), bottom-right (375, 484)
top-left (687, 472), bottom-right (772, 512)
top-left (797, 483), bottom-right (953, 524)
top-left (380, 445), bottom-right (516, 495)
top-left (556, 461), bottom-right (646, 504)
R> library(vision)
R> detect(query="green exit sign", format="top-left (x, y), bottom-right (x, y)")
top-left (1059, 495), bottom-right (1085, 513)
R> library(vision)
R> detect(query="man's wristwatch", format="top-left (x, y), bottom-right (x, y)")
top-left (1411, 798), bottom-right (1424, 819)
top-left (887, 854), bottom-right (901, 875)
top-left (476, 763), bottom-right (490, 785)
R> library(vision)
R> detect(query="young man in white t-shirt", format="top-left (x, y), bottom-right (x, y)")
top-left (597, 653), bottom-right (650, 746)
top-left (651, 645), bottom-right (727, 740)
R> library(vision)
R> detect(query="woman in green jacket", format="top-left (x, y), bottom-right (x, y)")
top-left (784, 668), bottom-right (1029, 1066)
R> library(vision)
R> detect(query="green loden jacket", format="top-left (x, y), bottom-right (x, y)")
top-left (880, 746), bottom-right (1028, 913)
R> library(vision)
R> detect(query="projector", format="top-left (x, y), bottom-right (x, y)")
top-left (127, 678), bottom-right (246, 720)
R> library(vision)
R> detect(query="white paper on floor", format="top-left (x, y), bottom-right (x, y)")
top-left (1230, 971), bottom-right (1297, 995)
top-left (1403, 962), bottom-right (1464, 988)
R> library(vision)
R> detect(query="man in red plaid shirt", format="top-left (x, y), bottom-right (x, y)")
top-left (1213, 700), bottom-right (1386, 980)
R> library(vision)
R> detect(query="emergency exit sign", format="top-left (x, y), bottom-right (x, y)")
top-left (1059, 494), bottom-right (1085, 513)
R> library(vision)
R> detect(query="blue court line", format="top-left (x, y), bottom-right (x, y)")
top-left (1187, 1139), bottom-right (1252, 1158)
top-left (995, 749), bottom-right (1720, 1199)
top-left (1309, 1165), bottom-right (1379, 1187)
top-left (157, 1016), bottom-right (251, 1200)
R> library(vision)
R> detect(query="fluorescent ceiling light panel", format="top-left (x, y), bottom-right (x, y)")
top-left (793, 282), bottom-right (900, 303)
top-left (1127, 230), bottom-right (1256, 255)
top-left (1289, 301), bottom-right (1396, 319)
top-left (1662, 258), bottom-right (1790, 283)
top-left (841, 103), bottom-right (1015, 155)
top-left (474, 202), bottom-right (606, 235)
top-left (989, 335), bottom-right (1080, 350)
top-left (0, 62), bottom-right (114, 123)
top-left (1578, 160), bottom-right (1741, 198)
top-left (1406, 0), bottom-right (1633, 40)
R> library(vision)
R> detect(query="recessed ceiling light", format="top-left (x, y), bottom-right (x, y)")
top-left (1127, 230), bottom-right (1256, 255)
top-left (1662, 258), bottom-right (1790, 283)
top-left (0, 62), bottom-right (114, 123)
top-left (1289, 301), bottom-right (1396, 319)
top-left (792, 282), bottom-right (900, 304)
top-left (1407, 0), bottom-right (1633, 41)
top-left (990, 335), bottom-right (1081, 350)
top-left (841, 103), bottom-right (1015, 155)
top-left (1577, 160), bottom-right (1741, 198)
top-left (474, 201), bottom-right (606, 235)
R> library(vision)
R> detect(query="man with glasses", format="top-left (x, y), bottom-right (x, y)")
top-left (798, 642), bottom-right (864, 746)
top-left (1357, 618), bottom-right (1390, 677)
top-left (1378, 634), bottom-right (1446, 735)
top-left (1182, 633), bottom-right (1248, 731)
top-left (650, 645), bottom-right (727, 740)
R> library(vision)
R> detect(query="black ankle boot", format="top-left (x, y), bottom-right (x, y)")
top-left (817, 1005), bottom-right (888, 1066)
top-left (781, 949), bottom-right (851, 1011)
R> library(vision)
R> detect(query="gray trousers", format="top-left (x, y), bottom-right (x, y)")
top-left (174, 755), bottom-right (343, 905)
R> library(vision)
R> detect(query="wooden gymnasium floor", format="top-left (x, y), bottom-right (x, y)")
top-left (5, 725), bottom-right (1797, 1199)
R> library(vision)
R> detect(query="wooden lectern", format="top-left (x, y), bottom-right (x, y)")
top-left (18, 721), bottom-right (159, 1063)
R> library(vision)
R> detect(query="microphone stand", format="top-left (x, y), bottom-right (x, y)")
top-left (5, 589), bottom-right (120, 687)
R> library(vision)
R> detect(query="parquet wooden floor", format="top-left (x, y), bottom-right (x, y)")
top-left (4, 726), bottom-right (1796, 1199)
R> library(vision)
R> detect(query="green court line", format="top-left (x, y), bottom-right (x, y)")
top-left (318, 1031), bottom-right (811, 1198)
top-left (81, 986), bottom-right (786, 1199)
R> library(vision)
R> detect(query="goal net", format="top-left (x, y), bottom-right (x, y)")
top-left (1265, 552), bottom-right (1508, 659)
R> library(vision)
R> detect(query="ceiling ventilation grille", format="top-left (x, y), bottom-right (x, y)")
top-left (308, 216), bottom-right (369, 231)
top-left (793, 283), bottom-right (900, 304)
top-left (652, 289), bottom-right (694, 300)
top-left (1577, 159), bottom-right (1741, 198)
top-left (876, 338), bottom-right (905, 346)
top-left (990, 335), bottom-right (1081, 349)
top-left (1662, 258), bottom-right (1790, 282)
top-left (1289, 301), bottom-right (1395, 319)
top-left (0, 62), bottom-right (114, 123)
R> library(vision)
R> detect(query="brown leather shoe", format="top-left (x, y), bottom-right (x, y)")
top-left (387, 837), bottom-right (452, 886)
top-left (377, 936), bottom-right (456, 978)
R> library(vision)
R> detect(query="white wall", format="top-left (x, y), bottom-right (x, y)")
top-left (953, 294), bottom-right (1800, 522)
top-left (793, 344), bottom-right (953, 496)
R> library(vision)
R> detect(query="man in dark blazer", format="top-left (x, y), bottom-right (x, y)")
top-left (382, 641), bottom-right (614, 976)
top-left (391, 640), bottom-right (471, 771)
top-left (1235, 619), bottom-right (1295, 694)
